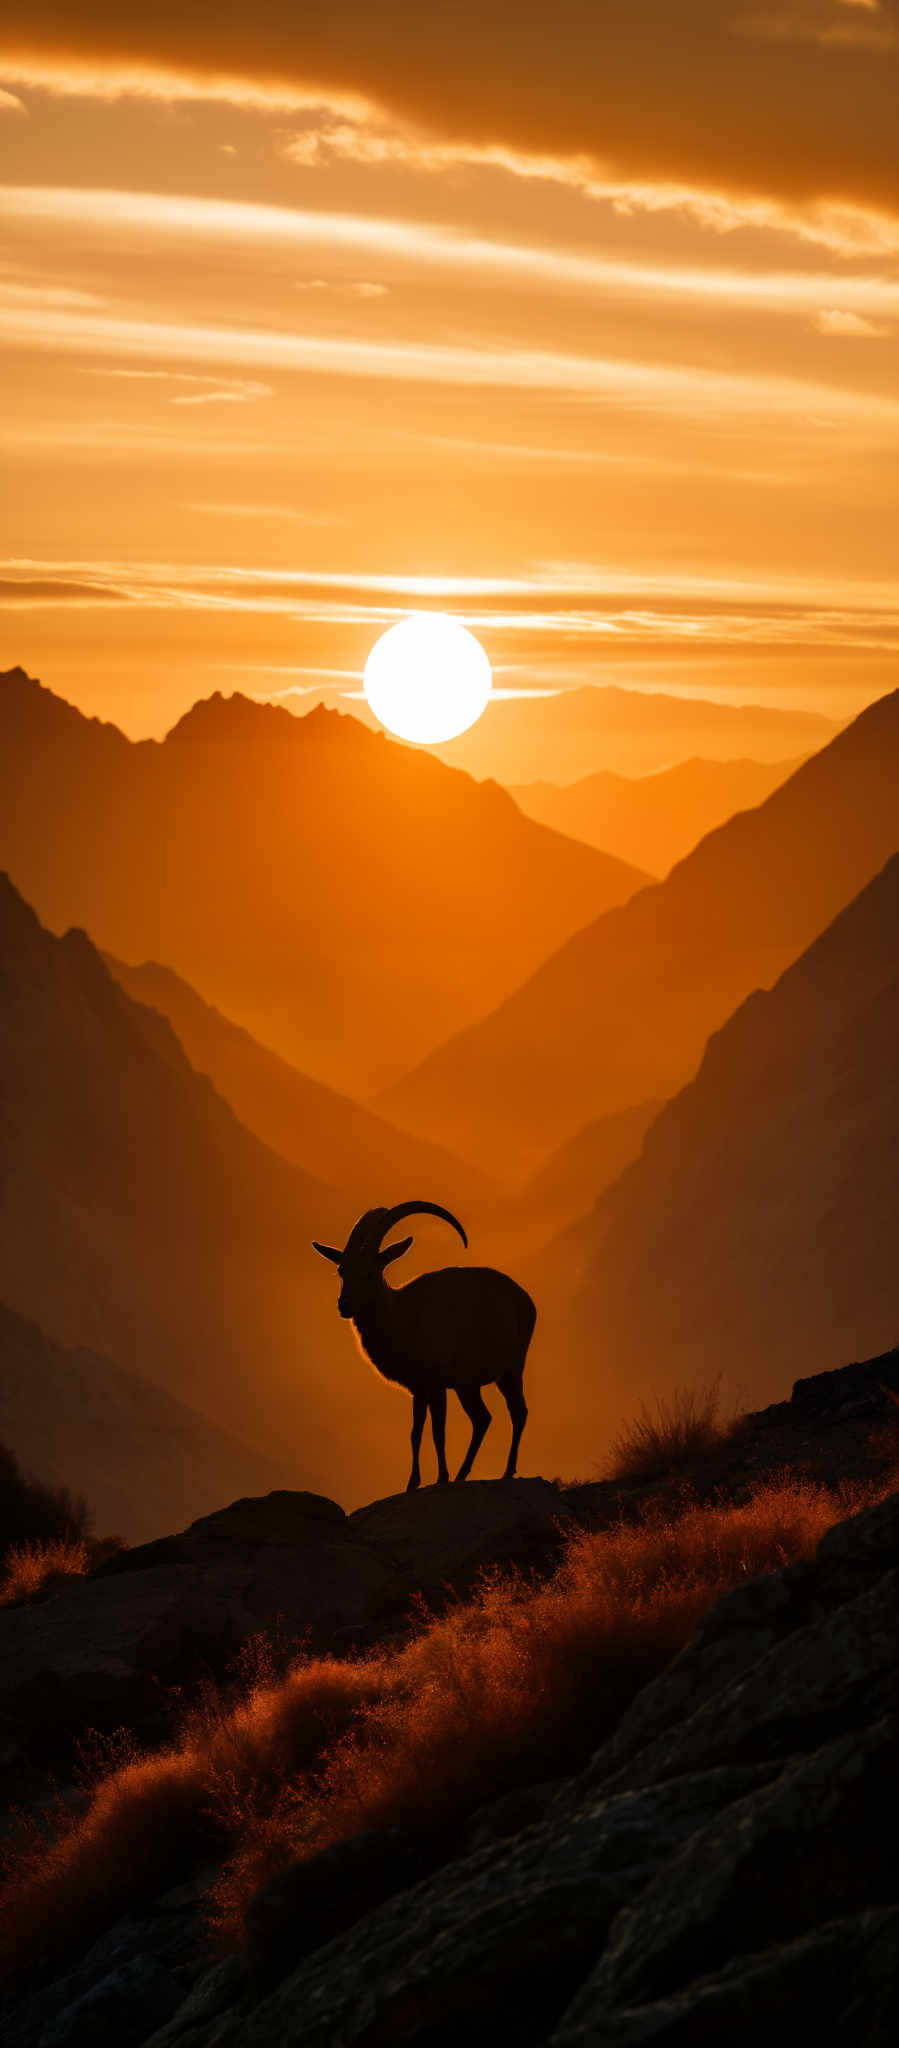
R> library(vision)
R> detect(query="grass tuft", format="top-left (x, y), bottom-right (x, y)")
top-left (0, 1536), bottom-right (90, 1607)
top-left (604, 1377), bottom-right (728, 1482)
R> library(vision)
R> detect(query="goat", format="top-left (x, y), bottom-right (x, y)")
top-left (313, 1201), bottom-right (536, 1491)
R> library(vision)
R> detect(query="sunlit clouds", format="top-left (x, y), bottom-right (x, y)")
top-left (1, 9), bottom-right (898, 733)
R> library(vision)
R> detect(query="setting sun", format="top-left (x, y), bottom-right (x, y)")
top-left (363, 614), bottom-right (492, 744)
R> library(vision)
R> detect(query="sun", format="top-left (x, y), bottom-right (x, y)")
top-left (363, 613), bottom-right (492, 744)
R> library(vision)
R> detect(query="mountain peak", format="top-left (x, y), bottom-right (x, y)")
top-left (165, 689), bottom-right (370, 749)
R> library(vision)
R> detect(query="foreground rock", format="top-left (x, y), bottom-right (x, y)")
top-left (136, 1484), bottom-right (899, 2047)
top-left (3, 1355), bottom-right (899, 2042)
top-left (0, 1479), bottom-right (572, 1771)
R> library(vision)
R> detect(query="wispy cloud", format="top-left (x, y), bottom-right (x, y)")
top-left (83, 366), bottom-right (271, 404)
top-left (188, 501), bottom-right (334, 522)
top-left (295, 276), bottom-right (388, 298)
top-left (6, 186), bottom-right (899, 311)
top-left (815, 307), bottom-right (889, 335)
top-left (4, 558), bottom-right (898, 660)
top-left (4, 301), bottom-right (898, 433)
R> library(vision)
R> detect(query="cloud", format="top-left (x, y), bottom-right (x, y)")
top-left (815, 306), bottom-right (889, 334)
top-left (172, 381), bottom-right (271, 405)
top-left (6, 186), bottom-right (899, 310)
top-left (188, 502), bottom-right (334, 523)
top-left (4, 557), bottom-right (899, 673)
top-left (4, 2), bottom-right (899, 221)
top-left (0, 577), bottom-right (132, 604)
top-left (0, 86), bottom-right (25, 113)
top-left (295, 276), bottom-right (388, 298)
top-left (3, 301), bottom-right (898, 435)
top-left (81, 366), bottom-right (271, 404)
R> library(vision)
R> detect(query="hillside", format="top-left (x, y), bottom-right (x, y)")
top-left (510, 754), bottom-right (803, 874)
top-left (0, 1358), bottom-right (896, 2045)
top-left (0, 1303), bottom-right (283, 1543)
top-left (0, 669), bottom-right (648, 1096)
top-left (0, 873), bottom-right (429, 1510)
top-left (553, 852), bottom-right (899, 1439)
top-left (381, 689), bottom-right (899, 1176)
top-left (105, 954), bottom-right (492, 1224)
top-left (424, 681), bottom-right (835, 783)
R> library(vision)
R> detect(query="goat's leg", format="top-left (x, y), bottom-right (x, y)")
top-left (429, 1388), bottom-right (449, 1485)
top-left (407, 1393), bottom-right (427, 1493)
top-left (453, 1386), bottom-right (492, 1482)
top-left (498, 1373), bottom-right (528, 1479)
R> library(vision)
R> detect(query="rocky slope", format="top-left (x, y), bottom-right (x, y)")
top-left (549, 849), bottom-right (899, 1437)
top-left (1, 1352), bottom-right (897, 2044)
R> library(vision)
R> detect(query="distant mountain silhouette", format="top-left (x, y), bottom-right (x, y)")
top-left (421, 683), bottom-right (836, 784)
top-left (519, 1101), bottom-right (663, 1242)
top-left (553, 851), bottom-right (899, 1436)
top-left (510, 755), bottom-right (804, 876)
top-left (105, 953), bottom-right (492, 1222)
top-left (0, 875), bottom-right (419, 1507)
top-left (0, 670), bottom-right (648, 1096)
top-left (0, 1303), bottom-right (284, 1542)
top-left (381, 690), bottom-right (899, 1176)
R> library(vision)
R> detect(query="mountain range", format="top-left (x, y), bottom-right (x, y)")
top-left (0, 874), bottom-right (415, 1508)
top-left (380, 690), bottom-right (899, 1178)
top-left (0, 1303), bottom-right (283, 1543)
top-left (105, 954), bottom-right (492, 1225)
top-left (425, 683), bottom-right (835, 784)
top-left (510, 754), bottom-right (804, 875)
top-left (0, 669), bottom-right (647, 1097)
top-left (545, 849), bottom-right (899, 1453)
top-left (300, 681), bottom-right (836, 785)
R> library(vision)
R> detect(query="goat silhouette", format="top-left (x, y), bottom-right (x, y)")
top-left (313, 1201), bottom-right (536, 1489)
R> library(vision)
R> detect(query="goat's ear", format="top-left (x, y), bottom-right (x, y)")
top-left (312, 1241), bottom-right (342, 1264)
top-left (380, 1235), bottom-right (413, 1268)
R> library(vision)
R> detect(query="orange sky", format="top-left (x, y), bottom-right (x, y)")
top-left (1, 3), bottom-right (898, 737)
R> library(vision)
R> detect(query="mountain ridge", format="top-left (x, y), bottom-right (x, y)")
top-left (509, 753), bottom-right (806, 874)
top-left (545, 849), bottom-right (899, 1443)
top-left (0, 668), bottom-right (649, 1096)
top-left (380, 688), bottom-right (899, 1176)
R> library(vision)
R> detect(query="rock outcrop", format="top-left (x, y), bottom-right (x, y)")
top-left (2, 1359), bottom-right (898, 2044)
top-left (133, 1485), bottom-right (898, 2048)
top-left (0, 1479), bottom-right (572, 1772)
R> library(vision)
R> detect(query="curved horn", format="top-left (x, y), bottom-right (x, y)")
top-left (372, 1201), bottom-right (468, 1253)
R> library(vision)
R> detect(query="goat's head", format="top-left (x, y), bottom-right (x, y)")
top-left (313, 1201), bottom-right (468, 1319)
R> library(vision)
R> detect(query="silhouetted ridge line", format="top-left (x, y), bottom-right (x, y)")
top-left (0, 667), bottom-right (649, 1096)
top-left (554, 849), bottom-right (899, 1425)
top-left (380, 688), bottom-right (899, 1175)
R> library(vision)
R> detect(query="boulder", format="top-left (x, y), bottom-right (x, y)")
top-left (348, 1476), bottom-right (573, 1592)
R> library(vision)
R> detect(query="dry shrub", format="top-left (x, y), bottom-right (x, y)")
top-left (1, 1468), bottom-right (892, 1978)
top-left (0, 1649), bottom-right (394, 1978)
top-left (206, 1471), bottom-right (865, 1942)
top-left (0, 1536), bottom-right (90, 1607)
top-left (605, 1378), bottom-right (728, 1482)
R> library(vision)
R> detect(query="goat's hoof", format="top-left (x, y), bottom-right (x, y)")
top-left (436, 1473), bottom-right (450, 1487)
top-left (406, 1476), bottom-right (421, 1494)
